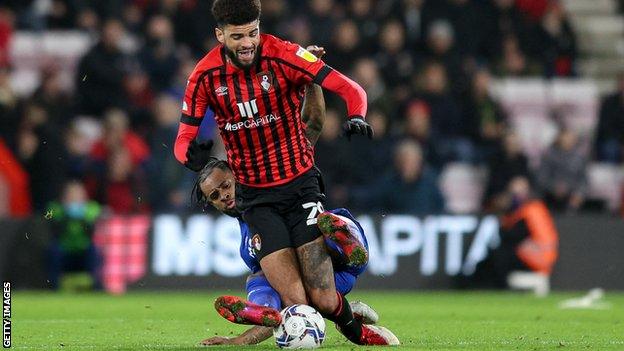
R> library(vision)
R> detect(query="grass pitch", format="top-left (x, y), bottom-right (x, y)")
top-left (10, 290), bottom-right (624, 350)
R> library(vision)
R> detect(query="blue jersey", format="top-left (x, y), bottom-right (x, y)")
top-left (237, 208), bottom-right (368, 276)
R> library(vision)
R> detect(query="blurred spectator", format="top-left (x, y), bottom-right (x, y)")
top-left (47, 180), bottom-right (101, 290)
top-left (483, 132), bottom-right (531, 211)
top-left (344, 109), bottom-right (394, 192)
top-left (392, 0), bottom-right (425, 46)
top-left (494, 35), bottom-right (542, 76)
top-left (351, 58), bottom-right (394, 117)
top-left (361, 139), bottom-right (444, 214)
top-left (422, 0), bottom-right (482, 60)
top-left (537, 129), bottom-right (587, 211)
top-left (75, 18), bottom-right (132, 116)
top-left (595, 73), bottom-right (624, 163)
top-left (0, 66), bottom-right (19, 144)
top-left (423, 20), bottom-right (462, 87)
top-left (75, 7), bottom-right (100, 37)
top-left (314, 109), bottom-right (352, 207)
top-left (139, 15), bottom-right (179, 92)
top-left (534, 1), bottom-right (577, 77)
top-left (90, 108), bottom-right (150, 167)
top-left (375, 20), bottom-right (416, 91)
top-left (148, 94), bottom-right (195, 213)
top-left (472, 176), bottom-right (558, 288)
top-left (122, 67), bottom-right (155, 131)
top-left (481, 0), bottom-right (534, 62)
top-left (461, 68), bottom-right (506, 161)
top-left (414, 61), bottom-right (475, 163)
top-left (46, 0), bottom-right (77, 29)
top-left (347, 0), bottom-right (379, 52)
top-left (327, 19), bottom-right (364, 72)
top-left (305, 0), bottom-right (338, 44)
top-left (64, 122), bottom-right (92, 180)
top-left (0, 6), bottom-right (15, 67)
top-left (402, 99), bottom-right (443, 169)
top-left (31, 66), bottom-right (72, 126)
top-left (93, 147), bottom-right (148, 214)
top-left (17, 102), bottom-right (67, 211)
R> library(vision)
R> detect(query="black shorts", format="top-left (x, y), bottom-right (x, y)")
top-left (236, 167), bottom-right (326, 261)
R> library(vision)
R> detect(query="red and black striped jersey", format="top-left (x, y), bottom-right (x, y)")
top-left (174, 34), bottom-right (367, 187)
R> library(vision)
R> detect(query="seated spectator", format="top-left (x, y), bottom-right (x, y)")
top-left (139, 15), bottom-right (179, 92)
top-left (95, 147), bottom-right (149, 214)
top-left (534, 1), bottom-right (577, 77)
top-left (47, 180), bottom-right (102, 290)
top-left (471, 176), bottom-right (558, 288)
top-left (537, 129), bottom-right (587, 211)
top-left (494, 35), bottom-right (542, 77)
top-left (402, 99), bottom-right (443, 169)
top-left (413, 61), bottom-right (476, 164)
top-left (358, 139), bottom-right (444, 214)
top-left (595, 73), bottom-right (624, 163)
top-left (483, 131), bottom-right (531, 211)
top-left (17, 102), bottom-right (67, 210)
top-left (314, 109), bottom-right (352, 207)
top-left (148, 94), bottom-right (195, 213)
top-left (90, 108), bottom-right (150, 167)
top-left (75, 18), bottom-right (132, 116)
top-left (461, 68), bottom-right (506, 162)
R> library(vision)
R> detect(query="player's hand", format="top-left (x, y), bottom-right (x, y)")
top-left (343, 117), bottom-right (373, 140)
top-left (185, 139), bottom-right (214, 172)
top-left (306, 45), bottom-right (326, 59)
top-left (201, 336), bottom-right (247, 346)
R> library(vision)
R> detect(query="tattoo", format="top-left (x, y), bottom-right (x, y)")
top-left (302, 84), bottom-right (325, 146)
top-left (298, 240), bottom-right (333, 290)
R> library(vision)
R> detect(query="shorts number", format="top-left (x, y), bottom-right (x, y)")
top-left (302, 202), bottom-right (325, 226)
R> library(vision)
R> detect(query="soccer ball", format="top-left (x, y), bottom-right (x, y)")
top-left (273, 304), bottom-right (326, 349)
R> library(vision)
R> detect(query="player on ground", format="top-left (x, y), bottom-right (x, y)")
top-left (174, 0), bottom-right (393, 345)
top-left (192, 159), bottom-right (380, 345)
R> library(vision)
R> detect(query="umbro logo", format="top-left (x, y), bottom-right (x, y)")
top-left (215, 86), bottom-right (228, 96)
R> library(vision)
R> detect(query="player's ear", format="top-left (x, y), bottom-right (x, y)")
top-left (215, 27), bottom-right (224, 44)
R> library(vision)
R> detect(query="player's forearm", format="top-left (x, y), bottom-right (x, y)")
top-left (319, 69), bottom-right (367, 119)
top-left (173, 122), bottom-right (199, 164)
top-left (302, 84), bottom-right (325, 145)
top-left (235, 326), bottom-right (273, 345)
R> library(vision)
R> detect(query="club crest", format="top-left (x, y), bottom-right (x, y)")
top-left (251, 234), bottom-right (262, 254)
top-left (256, 71), bottom-right (273, 92)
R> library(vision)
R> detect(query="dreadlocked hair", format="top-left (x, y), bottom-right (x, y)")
top-left (191, 157), bottom-right (232, 211)
top-left (211, 0), bottom-right (261, 27)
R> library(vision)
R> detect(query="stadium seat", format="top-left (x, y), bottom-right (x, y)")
top-left (586, 163), bottom-right (624, 212)
top-left (439, 163), bottom-right (487, 214)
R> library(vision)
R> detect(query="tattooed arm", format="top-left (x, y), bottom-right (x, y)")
top-left (301, 45), bottom-right (326, 146)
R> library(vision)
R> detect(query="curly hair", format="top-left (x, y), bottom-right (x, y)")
top-left (211, 0), bottom-right (261, 27)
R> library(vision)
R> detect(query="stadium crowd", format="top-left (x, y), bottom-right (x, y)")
top-left (0, 0), bottom-right (623, 219)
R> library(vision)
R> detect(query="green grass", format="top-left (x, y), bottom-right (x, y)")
top-left (10, 290), bottom-right (624, 350)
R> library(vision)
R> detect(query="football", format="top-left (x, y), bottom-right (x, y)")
top-left (273, 304), bottom-right (326, 349)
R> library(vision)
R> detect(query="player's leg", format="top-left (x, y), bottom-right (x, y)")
top-left (317, 210), bottom-right (368, 271)
top-left (242, 205), bottom-right (308, 307)
top-left (333, 270), bottom-right (378, 324)
top-left (289, 172), bottom-right (399, 345)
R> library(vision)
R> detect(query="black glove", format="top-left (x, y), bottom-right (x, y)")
top-left (184, 139), bottom-right (214, 172)
top-left (343, 117), bottom-right (373, 140)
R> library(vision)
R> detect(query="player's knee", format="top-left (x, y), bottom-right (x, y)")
top-left (307, 289), bottom-right (338, 314)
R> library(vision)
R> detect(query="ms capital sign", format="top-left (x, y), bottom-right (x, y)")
top-left (150, 214), bottom-right (499, 279)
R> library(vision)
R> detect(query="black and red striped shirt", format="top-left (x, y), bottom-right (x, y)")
top-left (174, 34), bottom-right (367, 187)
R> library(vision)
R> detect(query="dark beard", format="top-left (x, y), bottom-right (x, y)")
top-left (225, 46), bottom-right (258, 70)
